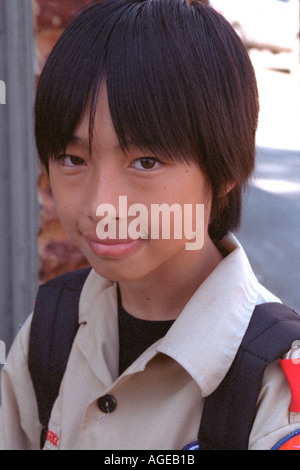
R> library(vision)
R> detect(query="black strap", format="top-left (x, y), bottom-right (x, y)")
top-left (28, 267), bottom-right (91, 448)
top-left (198, 302), bottom-right (300, 450)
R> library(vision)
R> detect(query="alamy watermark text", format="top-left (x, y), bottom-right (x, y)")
top-left (0, 340), bottom-right (6, 364)
top-left (96, 196), bottom-right (204, 250)
top-left (0, 80), bottom-right (6, 104)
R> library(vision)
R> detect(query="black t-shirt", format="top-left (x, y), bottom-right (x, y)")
top-left (118, 290), bottom-right (174, 376)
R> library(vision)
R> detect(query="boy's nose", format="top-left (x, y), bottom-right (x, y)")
top-left (85, 169), bottom-right (123, 223)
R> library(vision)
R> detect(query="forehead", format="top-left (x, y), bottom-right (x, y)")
top-left (70, 84), bottom-right (121, 151)
top-left (73, 83), bottom-right (161, 157)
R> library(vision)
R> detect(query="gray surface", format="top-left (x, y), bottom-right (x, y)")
top-left (238, 54), bottom-right (300, 313)
top-left (0, 0), bottom-right (39, 354)
top-left (238, 146), bottom-right (300, 312)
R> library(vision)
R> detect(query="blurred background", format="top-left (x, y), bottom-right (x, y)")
top-left (0, 0), bottom-right (299, 353)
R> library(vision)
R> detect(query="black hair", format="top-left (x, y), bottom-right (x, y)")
top-left (35, 0), bottom-right (259, 242)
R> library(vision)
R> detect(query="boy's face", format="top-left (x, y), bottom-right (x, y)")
top-left (48, 85), bottom-right (213, 282)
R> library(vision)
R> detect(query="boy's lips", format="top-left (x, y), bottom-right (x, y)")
top-left (83, 234), bottom-right (144, 257)
top-left (86, 234), bottom-right (135, 244)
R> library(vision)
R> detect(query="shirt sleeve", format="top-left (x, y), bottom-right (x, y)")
top-left (0, 314), bottom-right (41, 450)
top-left (249, 359), bottom-right (300, 450)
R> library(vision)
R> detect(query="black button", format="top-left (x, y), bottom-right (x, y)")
top-left (97, 394), bottom-right (117, 413)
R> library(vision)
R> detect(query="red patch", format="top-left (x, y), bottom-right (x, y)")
top-left (273, 430), bottom-right (300, 450)
top-left (280, 359), bottom-right (300, 412)
top-left (46, 429), bottom-right (59, 448)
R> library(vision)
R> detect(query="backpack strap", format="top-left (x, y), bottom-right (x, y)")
top-left (28, 267), bottom-right (91, 449)
top-left (198, 302), bottom-right (300, 450)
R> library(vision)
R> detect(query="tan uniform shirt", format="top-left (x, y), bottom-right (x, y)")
top-left (1, 235), bottom-right (300, 450)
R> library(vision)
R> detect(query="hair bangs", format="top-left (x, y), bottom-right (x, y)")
top-left (36, 0), bottom-right (257, 174)
top-left (105, 5), bottom-right (190, 163)
top-left (86, 0), bottom-right (202, 165)
top-left (35, 0), bottom-right (131, 166)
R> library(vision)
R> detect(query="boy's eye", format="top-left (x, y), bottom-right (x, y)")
top-left (57, 155), bottom-right (86, 167)
top-left (131, 157), bottom-right (163, 171)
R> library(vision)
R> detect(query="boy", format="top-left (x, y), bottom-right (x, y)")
top-left (1, 0), bottom-right (300, 450)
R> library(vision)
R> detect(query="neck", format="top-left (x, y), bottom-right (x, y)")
top-left (118, 237), bottom-right (223, 321)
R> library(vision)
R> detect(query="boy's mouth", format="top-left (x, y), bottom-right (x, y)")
top-left (83, 233), bottom-right (144, 258)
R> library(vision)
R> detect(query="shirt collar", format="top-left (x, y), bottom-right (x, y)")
top-left (78, 234), bottom-right (260, 394)
top-left (157, 233), bottom-right (259, 396)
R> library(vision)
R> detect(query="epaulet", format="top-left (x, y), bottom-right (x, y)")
top-left (272, 341), bottom-right (300, 450)
top-left (280, 341), bottom-right (300, 413)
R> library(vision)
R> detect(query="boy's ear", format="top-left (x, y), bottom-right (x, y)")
top-left (220, 181), bottom-right (236, 198)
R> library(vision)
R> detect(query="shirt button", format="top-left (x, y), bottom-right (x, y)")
top-left (97, 394), bottom-right (117, 413)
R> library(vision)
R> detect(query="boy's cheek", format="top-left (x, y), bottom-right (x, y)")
top-left (50, 195), bottom-right (82, 242)
top-left (48, 179), bottom-right (81, 226)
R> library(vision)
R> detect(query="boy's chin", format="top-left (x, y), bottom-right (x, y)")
top-left (83, 251), bottom-right (149, 283)
top-left (90, 263), bottom-right (151, 283)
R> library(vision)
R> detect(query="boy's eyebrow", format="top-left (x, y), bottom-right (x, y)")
top-left (67, 135), bottom-right (89, 148)
top-left (66, 135), bottom-right (126, 151)
top-left (67, 134), bottom-right (148, 152)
